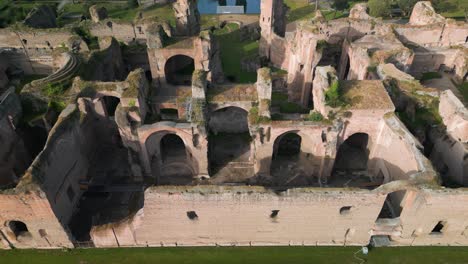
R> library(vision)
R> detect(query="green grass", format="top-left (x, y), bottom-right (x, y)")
top-left (420, 72), bottom-right (442, 82)
top-left (213, 23), bottom-right (258, 83)
top-left (284, 0), bottom-right (316, 22)
top-left (2, 246), bottom-right (468, 264)
top-left (457, 82), bottom-right (468, 103)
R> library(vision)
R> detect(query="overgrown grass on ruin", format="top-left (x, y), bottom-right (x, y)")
top-left (284, 0), bottom-right (316, 22)
top-left (213, 23), bottom-right (258, 83)
top-left (458, 82), bottom-right (468, 103)
top-left (2, 246), bottom-right (468, 264)
top-left (325, 80), bottom-right (347, 108)
top-left (420, 72), bottom-right (442, 82)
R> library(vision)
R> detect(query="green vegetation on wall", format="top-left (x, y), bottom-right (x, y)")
top-left (213, 23), bottom-right (258, 83)
top-left (325, 80), bottom-right (347, 108)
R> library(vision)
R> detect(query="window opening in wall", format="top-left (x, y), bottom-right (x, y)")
top-left (38, 229), bottom-right (48, 237)
top-left (270, 210), bottom-right (280, 218)
top-left (431, 221), bottom-right (446, 234)
top-left (107, 21), bottom-right (113, 28)
top-left (9, 221), bottom-right (29, 238)
top-left (67, 186), bottom-right (75, 202)
top-left (187, 211), bottom-right (198, 220)
top-left (137, 26), bottom-right (143, 34)
top-left (340, 206), bottom-right (352, 215)
top-left (22, 39), bottom-right (27, 45)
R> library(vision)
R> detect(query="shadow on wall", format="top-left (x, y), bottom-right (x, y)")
top-left (164, 55), bottom-right (195, 86)
top-left (207, 106), bottom-right (253, 182)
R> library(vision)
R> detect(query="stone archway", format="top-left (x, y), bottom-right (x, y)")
top-left (269, 131), bottom-right (313, 186)
top-left (330, 132), bottom-right (381, 188)
top-left (145, 131), bottom-right (194, 185)
top-left (101, 95), bottom-right (120, 117)
top-left (164, 55), bottom-right (195, 86)
top-left (208, 106), bottom-right (252, 182)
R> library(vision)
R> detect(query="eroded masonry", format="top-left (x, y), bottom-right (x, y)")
top-left (0, 0), bottom-right (467, 248)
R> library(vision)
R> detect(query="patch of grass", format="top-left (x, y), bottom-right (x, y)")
top-left (284, 0), bottom-right (316, 22)
top-left (307, 111), bottom-right (324, 121)
top-left (42, 83), bottom-right (66, 97)
top-left (213, 23), bottom-right (258, 83)
top-left (249, 106), bottom-right (271, 124)
top-left (420, 72), bottom-right (442, 82)
top-left (271, 91), bottom-right (288, 106)
top-left (457, 82), bottom-right (468, 103)
top-left (139, 3), bottom-right (176, 25)
top-left (323, 10), bottom-right (346, 20)
top-left (3, 246), bottom-right (468, 264)
top-left (325, 80), bottom-right (347, 108)
top-left (73, 25), bottom-right (99, 50)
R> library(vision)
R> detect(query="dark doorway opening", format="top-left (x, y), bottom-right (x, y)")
top-left (165, 55), bottom-right (195, 86)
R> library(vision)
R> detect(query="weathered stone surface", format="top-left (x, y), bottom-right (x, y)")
top-left (439, 90), bottom-right (468, 142)
top-left (89, 5), bottom-right (108, 23)
top-left (377, 64), bottom-right (415, 81)
top-left (349, 3), bottom-right (371, 20)
top-left (409, 1), bottom-right (445, 25)
top-left (23, 5), bottom-right (57, 29)
top-left (173, 0), bottom-right (200, 36)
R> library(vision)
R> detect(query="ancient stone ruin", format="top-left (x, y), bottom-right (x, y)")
top-left (0, 1), bottom-right (467, 249)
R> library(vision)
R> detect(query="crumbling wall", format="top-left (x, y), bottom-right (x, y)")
top-left (396, 189), bottom-right (468, 245)
top-left (89, 21), bottom-right (142, 44)
top-left (81, 37), bottom-right (127, 81)
top-left (16, 103), bottom-right (97, 226)
top-left (372, 114), bottom-right (434, 182)
top-left (0, 191), bottom-right (74, 249)
top-left (409, 48), bottom-right (459, 77)
top-left (409, 1), bottom-right (445, 26)
top-left (0, 92), bottom-right (31, 188)
top-left (126, 186), bottom-right (387, 246)
top-left (429, 90), bottom-right (468, 186)
top-left (173, 0), bottom-right (200, 36)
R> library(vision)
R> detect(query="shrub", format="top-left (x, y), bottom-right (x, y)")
top-left (368, 0), bottom-right (391, 17)
top-left (307, 111), bottom-right (324, 122)
top-left (325, 80), bottom-right (346, 107)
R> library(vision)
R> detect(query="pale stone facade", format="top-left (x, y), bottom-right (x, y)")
top-left (0, 1), bottom-right (467, 249)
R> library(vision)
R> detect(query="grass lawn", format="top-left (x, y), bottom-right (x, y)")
top-left (213, 23), bottom-right (258, 83)
top-left (2, 246), bottom-right (468, 264)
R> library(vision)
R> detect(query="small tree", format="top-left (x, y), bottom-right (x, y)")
top-left (397, 0), bottom-right (418, 17)
top-left (368, 0), bottom-right (391, 18)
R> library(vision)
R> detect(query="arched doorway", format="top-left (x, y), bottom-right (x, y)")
top-left (330, 133), bottom-right (377, 188)
top-left (101, 96), bottom-right (120, 117)
top-left (376, 190), bottom-right (407, 220)
top-left (146, 132), bottom-right (194, 185)
top-left (270, 132), bottom-right (312, 186)
top-left (164, 55), bottom-right (195, 86)
top-left (208, 107), bottom-right (252, 181)
top-left (8, 220), bottom-right (32, 241)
